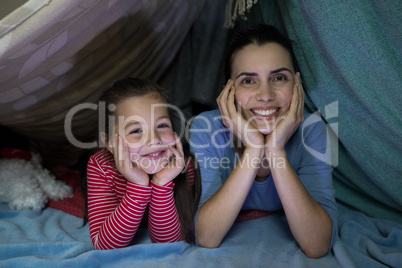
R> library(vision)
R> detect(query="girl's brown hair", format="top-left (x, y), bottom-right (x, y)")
top-left (84, 78), bottom-right (201, 244)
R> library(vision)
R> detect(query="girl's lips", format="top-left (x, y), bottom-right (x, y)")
top-left (142, 149), bottom-right (166, 160)
top-left (250, 107), bottom-right (280, 120)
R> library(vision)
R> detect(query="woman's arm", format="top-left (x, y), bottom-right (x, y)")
top-left (265, 74), bottom-right (332, 258)
top-left (196, 80), bottom-right (265, 248)
top-left (196, 146), bottom-right (262, 248)
top-left (268, 150), bottom-right (332, 258)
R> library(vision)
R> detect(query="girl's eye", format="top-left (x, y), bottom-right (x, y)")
top-left (157, 123), bottom-right (170, 129)
top-left (272, 75), bottom-right (287, 82)
top-left (129, 129), bottom-right (142, 134)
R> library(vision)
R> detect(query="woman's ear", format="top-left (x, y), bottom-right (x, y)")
top-left (100, 132), bottom-right (113, 154)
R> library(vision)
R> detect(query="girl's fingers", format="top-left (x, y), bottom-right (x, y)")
top-left (113, 133), bottom-right (120, 159)
top-left (168, 134), bottom-right (185, 169)
top-left (174, 133), bottom-right (184, 156)
top-left (118, 135), bottom-right (125, 162)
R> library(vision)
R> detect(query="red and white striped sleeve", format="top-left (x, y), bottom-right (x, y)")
top-left (148, 180), bottom-right (182, 243)
top-left (87, 153), bottom-right (151, 250)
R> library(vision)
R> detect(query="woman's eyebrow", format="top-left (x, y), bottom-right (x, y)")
top-left (270, 67), bottom-right (293, 74)
top-left (236, 68), bottom-right (293, 79)
top-left (236, 72), bottom-right (257, 79)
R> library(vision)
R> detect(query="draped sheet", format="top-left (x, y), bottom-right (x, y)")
top-left (0, 0), bottom-right (204, 165)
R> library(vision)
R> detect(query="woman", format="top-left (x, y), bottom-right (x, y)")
top-left (189, 24), bottom-right (337, 258)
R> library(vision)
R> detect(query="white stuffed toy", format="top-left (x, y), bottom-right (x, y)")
top-left (0, 149), bottom-right (73, 210)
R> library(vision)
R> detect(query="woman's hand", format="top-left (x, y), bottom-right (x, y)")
top-left (113, 134), bottom-right (150, 186)
top-left (152, 133), bottom-right (185, 186)
top-left (217, 80), bottom-right (264, 152)
top-left (265, 73), bottom-right (305, 155)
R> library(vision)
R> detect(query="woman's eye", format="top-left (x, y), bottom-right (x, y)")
top-left (272, 75), bottom-right (287, 82)
top-left (241, 78), bottom-right (255, 85)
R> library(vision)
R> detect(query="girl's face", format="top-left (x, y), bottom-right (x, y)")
top-left (231, 43), bottom-right (296, 135)
top-left (111, 94), bottom-right (175, 174)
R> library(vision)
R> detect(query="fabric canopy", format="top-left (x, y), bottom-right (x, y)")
top-left (0, 0), bottom-right (204, 166)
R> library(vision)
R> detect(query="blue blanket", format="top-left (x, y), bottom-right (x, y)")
top-left (1, 203), bottom-right (401, 267)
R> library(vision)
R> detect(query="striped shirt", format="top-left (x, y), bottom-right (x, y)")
top-left (87, 149), bottom-right (194, 250)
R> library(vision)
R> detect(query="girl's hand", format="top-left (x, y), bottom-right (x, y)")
top-left (217, 80), bottom-right (264, 152)
top-left (152, 133), bottom-right (185, 186)
top-left (113, 134), bottom-right (150, 186)
top-left (265, 73), bottom-right (305, 154)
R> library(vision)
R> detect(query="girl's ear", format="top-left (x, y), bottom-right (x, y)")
top-left (100, 132), bottom-right (113, 154)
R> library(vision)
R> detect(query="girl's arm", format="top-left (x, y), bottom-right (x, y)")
top-left (148, 134), bottom-right (185, 243)
top-left (87, 155), bottom-right (151, 250)
top-left (148, 180), bottom-right (182, 243)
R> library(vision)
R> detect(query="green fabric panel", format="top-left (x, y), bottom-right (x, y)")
top-left (245, 1), bottom-right (402, 223)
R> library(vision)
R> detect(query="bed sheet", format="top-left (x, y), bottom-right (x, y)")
top-left (1, 202), bottom-right (401, 267)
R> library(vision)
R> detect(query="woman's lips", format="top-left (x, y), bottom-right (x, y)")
top-left (251, 107), bottom-right (280, 120)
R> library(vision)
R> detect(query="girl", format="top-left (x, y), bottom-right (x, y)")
top-left (190, 24), bottom-right (337, 258)
top-left (87, 78), bottom-right (201, 250)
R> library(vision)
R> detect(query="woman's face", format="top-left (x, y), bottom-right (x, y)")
top-left (231, 42), bottom-right (296, 135)
top-left (111, 94), bottom-right (175, 174)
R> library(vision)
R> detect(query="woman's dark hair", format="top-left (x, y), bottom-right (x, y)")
top-left (83, 78), bottom-right (201, 244)
top-left (224, 24), bottom-right (297, 81)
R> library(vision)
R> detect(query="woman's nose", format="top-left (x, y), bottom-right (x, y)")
top-left (256, 82), bottom-right (275, 102)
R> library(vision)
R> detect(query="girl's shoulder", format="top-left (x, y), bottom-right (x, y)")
top-left (89, 149), bottom-right (114, 167)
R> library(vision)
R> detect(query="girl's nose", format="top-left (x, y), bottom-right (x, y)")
top-left (146, 131), bottom-right (162, 146)
top-left (256, 82), bottom-right (275, 102)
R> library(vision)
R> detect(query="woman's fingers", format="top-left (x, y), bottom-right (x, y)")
top-left (298, 73), bottom-right (305, 121)
top-left (226, 85), bottom-right (237, 118)
top-left (289, 73), bottom-right (300, 115)
top-left (217, 80), bottom-right (234, 127)
top-left (287, 72), bottom-right (304, 121)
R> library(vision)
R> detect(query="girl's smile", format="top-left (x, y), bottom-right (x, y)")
top-left (141, 149), bottom-right (167, 160)
top-left (109, 93), bottom-right (175, 174)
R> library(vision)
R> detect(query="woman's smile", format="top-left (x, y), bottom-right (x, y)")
top-left (251, 106), bottom-right (280, 119)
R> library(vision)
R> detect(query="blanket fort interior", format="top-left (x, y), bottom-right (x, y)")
top-left (0, 0), bottom-right (401, 267)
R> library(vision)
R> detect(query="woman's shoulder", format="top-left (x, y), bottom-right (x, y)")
top-left (288, 112), bottom-right (332, 162)
top-left (299, 112), bottom-right (328, 136)
top-left (190, 109), bottom-right (224, 129)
